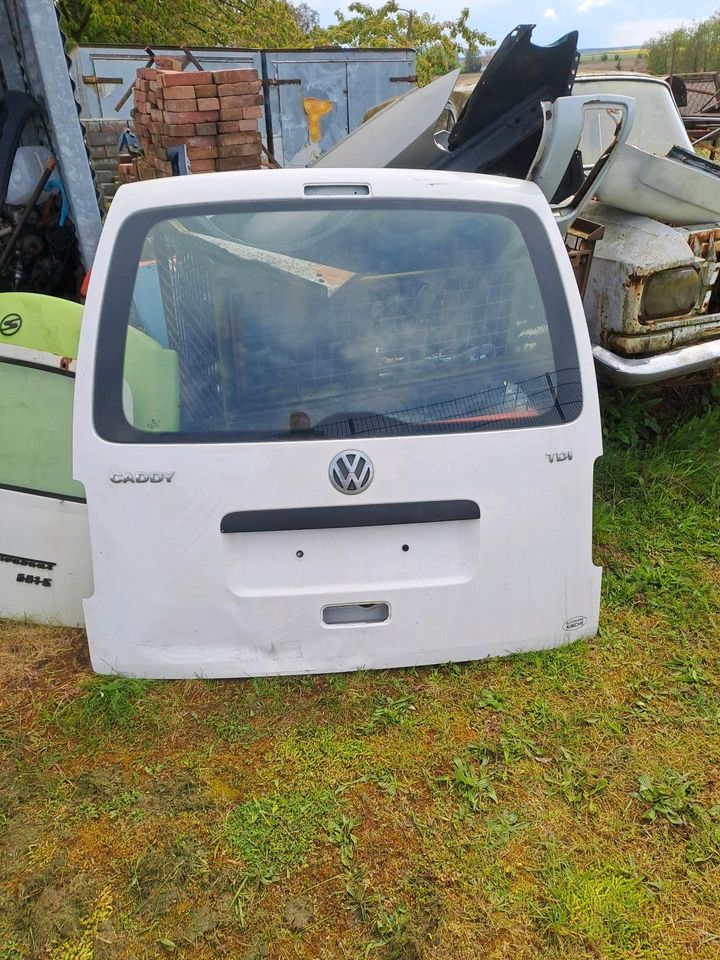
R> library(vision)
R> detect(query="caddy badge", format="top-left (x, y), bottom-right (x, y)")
top-left (110, 472), bottom-right (174, 484)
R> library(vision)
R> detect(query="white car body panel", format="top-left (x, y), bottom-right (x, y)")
top-left (0, 489), bottom-right (90, 627)
top-left (573, 74), bottom-right (693, 163)
top-left (312, 70), bottom-right (460, 169)
top-left (590, 143), bottom-right (720, 226)
top-left (573, 76), bottom-right (718, 225)
top-left (74, 168), bottom-right (602, 678)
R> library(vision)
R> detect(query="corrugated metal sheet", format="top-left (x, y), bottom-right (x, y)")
top-left (2, 0), bottom-right (103, 268)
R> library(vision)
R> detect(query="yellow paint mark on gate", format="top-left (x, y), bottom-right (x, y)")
top-left (304, 97), bottom-right (333, 142)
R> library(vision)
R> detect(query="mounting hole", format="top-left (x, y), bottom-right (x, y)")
top-left (401, 544), bottom-right (409, 552)
top-left (296, 550), bottom-right (304, 558)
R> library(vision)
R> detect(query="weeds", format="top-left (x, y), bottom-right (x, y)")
top-left (668, 653), bottom-right (709, 687)
top-left (205, 713), bottom-right (254, 741)
top-left (601, 389), bottom-right (662, 447)
top-left (224, 789), bottom-right (335, 884)
top-left (357, 769), bottom-right (401, 796)
top-left (373, 903), bottom-right (408, 941)
top-left (438, 757), bottom-right (497, 813)
top-left (327, 812), bottom-right (361, 868)
top-left (51, 674), bottom-right (155, 731)
top-left (546, 748), bottom-right (609, 812)
top-left (76, 787), bottom-right (141, 822)
top-left (473, 688), bottom-right (507, 712)
top-left (685, 809), bottom-right (720, 865)
top-left (0, 941), bottom-right (24, 960)
top-left (364, 694), bottom-right (417, 733)
top-left (345, 869), bottom-right (379, 924)
top-left (486, 809), bottom-right (529, 848)
top-left (632, 771), bottom-right (702, 826)
top-left (534, 862), bottom-right (655, 956)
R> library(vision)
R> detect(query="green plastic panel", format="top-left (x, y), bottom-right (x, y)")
top-left (0, 293), bottom-right (179, 499)
top-left (125, 328), bottom-right (180, 432)
top-left (0, 362), bottom-right (84, 499)
top-left (0, 292), bottom-right (82, 356)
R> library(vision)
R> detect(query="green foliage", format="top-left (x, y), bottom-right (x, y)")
top-left (473, 688), bottom-right (507, 712)
top-left (59, 0), bottom-right (309, 47)
top-left (356, 768), bottom-right (401, 795)
top-left (224, 788), bottom-right (334, 883)
top-left (645, 13), bottom-right (720, 75)
top-left (59, 0), bottom-right (493, 86)
top-left (667, 653), bottom-right (709, 686)
top-left (373, 903), bottom-right (408, 941)
top-left (205, 713), bottom-right (254, 741)
top-left (685, 809), bottom-right (720, 864)
top-left (462, 47), bottom-right (484, 73)
top-left (0, 941), bottom-right (24, 960)
top-left (632, 771), bottom-right (701, 826)
top-left (601, 389), bottom-right (662, 448)
top-left (439, 756), bottom-right (497, 812)
top-left (546, 749), bottom-right (609, 812)
top-left (486, 809), bottom-right (528, 848)
top-left (2, 395), bottom-right (720, 959)
top-left (327, 812), bottom-right (361, 867)
top-left (364, 693), bottom-right (416, 732)
top-left (291, 1), bottom-right (319, 32)
top-left (595, 392), bottom-right (720, 642)
top-left (76, 787), bottom-right (142, 822)
top-left (534, 863), bottom-right (655, 956)
top-left (314, 2), bottom-right (493, 85)
top-left (345, 868), bottom-right (379, 923)
top-left (52, 674), bottom-right (154, 730)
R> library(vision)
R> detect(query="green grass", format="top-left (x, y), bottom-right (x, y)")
top-left (224, 788), bottom-right (337, 885)
top-left (533, 860), bottom-right (658, 957)
top-left (49, 673), bottom-right (157, 732)
top-left (1, 386), bottom-right (719, 958)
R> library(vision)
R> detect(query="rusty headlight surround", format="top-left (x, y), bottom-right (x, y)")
top-left (640, 266), bottom-right (701, 322)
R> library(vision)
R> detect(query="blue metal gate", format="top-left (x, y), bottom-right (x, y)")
top-left (70, 45), bottom-right (417, 166)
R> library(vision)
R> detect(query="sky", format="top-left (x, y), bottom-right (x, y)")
top-left (309, 1), bottom-right (720, 49)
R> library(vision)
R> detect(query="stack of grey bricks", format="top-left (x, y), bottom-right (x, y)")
top-left (83, 119), bottom-right (127, 208)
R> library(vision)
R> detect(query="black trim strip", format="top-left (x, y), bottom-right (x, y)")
top-left (221, 500), bottom-right (480, 533)
top-left (0, 355), bottom-right (76, 377)
top-left (0, 482), bottom-right (86, 504)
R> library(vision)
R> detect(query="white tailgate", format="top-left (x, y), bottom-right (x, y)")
top-left (75, 168), bottom-right (602, 678)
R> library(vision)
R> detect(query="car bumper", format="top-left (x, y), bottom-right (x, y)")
top-left (593, 340), bottom-right (720, 385)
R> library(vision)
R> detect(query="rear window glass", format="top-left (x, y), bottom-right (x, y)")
top-left (95, 201), bottom-right (581, 442)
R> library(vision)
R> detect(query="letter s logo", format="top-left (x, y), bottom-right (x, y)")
top-left (0, 313), bottom-right (22, 337)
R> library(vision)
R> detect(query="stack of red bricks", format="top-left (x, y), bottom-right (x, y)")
top-left (130, 56), bottom-right (263, 178)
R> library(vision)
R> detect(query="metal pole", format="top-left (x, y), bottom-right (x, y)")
top-left (0, 157), bottom-right (56, 274)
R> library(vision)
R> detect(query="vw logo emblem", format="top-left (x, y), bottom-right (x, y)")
top-left (329, 450), bottom-right (373, 495)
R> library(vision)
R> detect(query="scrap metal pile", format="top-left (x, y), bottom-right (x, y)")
top-left (313, 24), bottom-right (720, 384)
top-left (316, 24), bottom-right (720, 229)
